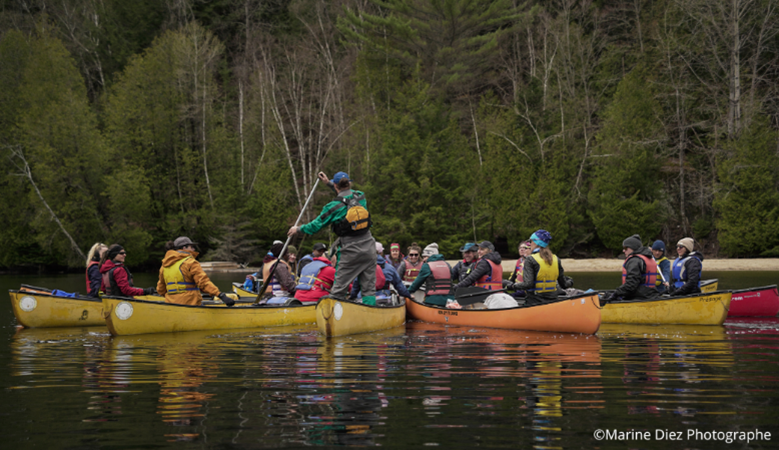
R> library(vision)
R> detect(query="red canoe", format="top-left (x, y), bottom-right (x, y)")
top-left (728, 285), bottom-right (779, 317)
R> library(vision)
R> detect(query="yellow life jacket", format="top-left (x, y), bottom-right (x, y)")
top-left (531, 252), bottom-right (559, 293)
top-left (163, 256), bottom-right (198, 294)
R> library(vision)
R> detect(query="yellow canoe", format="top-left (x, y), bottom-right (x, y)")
top-left (102, 296), bottom-right (316, 336)
top-left (10, 289), bottom-right (107, 328)
top-left (601, 291), bottom-right (732, 325)
top-left (700, 279), bottom-right (718, 293)
top-left (316, 297), bottom-right (406, 337)
top-left (232, 282), bottom-right (258, 297)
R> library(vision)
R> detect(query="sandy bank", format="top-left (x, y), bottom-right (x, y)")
top-left (203, 258), bottom-right (779, 273)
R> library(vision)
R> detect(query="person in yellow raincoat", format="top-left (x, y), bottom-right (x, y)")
top-left (156, 236), bottom-right (235, 306)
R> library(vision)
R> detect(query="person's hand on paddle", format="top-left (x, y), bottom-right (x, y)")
top-left (317, 171), bottom-right (329, 183)
top-left (287, 226), bottom-right (299, 237)
top-left (143, 287), bottom-right (157, 296)
top-left (218, 292), bottom-right (236, 307)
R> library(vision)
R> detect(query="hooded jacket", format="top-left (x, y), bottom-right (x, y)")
top-left (157, 249), bottom-right (220, 306)
top-left (100, 260), bottom-right (145, 297)
top-left (613, 246), bottom-right (660, 300)
top-left (454, 251), bottom-right (503, 290)
top-left (294, 256), bottom-right (336, 303)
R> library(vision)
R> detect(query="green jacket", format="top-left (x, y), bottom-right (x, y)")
top-left (408, 254), bottom-right (453, 306)
top-left (300, 189), bottom-right (367, 235)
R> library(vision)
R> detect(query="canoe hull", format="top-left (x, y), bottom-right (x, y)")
top-left (316, 297), bottom-right (406, 337)
top-left (700, 279), bottom-right (719, 293)
top-left (406, 293), bottom-right (601, 334)
top-left (102, 297), bottom-right (316, 336)
top-left (728, 285), bottom-right (779, 317)
top-left (9, 290), bottom-right (105, 328)
top-left (602, 291), bottom-right (732, 325)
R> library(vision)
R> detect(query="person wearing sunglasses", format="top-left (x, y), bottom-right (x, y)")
top-left (157, 236), bottom-right (235, 306)
top-left (398, 243), bottom-right (423, 283)
top-left (451, 242), bottom-right (479, 282)
top-left (600, 234), bottom-right (660, 304)
top-left (99, 244), bottom-right (156, 298)
top-left (670, 237), bottom-right (703, 296)
top-left (507, 241), bottom-right (532, 286)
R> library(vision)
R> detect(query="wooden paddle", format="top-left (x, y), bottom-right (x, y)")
top-left (254, 178), bottom-right (321, 305)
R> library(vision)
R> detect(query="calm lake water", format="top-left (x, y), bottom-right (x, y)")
top-left (2, 270), bottom-right (779, 449)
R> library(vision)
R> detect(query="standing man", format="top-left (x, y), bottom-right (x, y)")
top-left (288, 171), bottom-right (378, 305)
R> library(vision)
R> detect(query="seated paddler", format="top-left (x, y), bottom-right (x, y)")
top-left (600, 234), bottom-right (660, 303)
top-left (452, 241), bottom-right (503, 292)
top-left (408, 243), bottom-right (454, 306)
top-left (157, 237), bottom-right (235, 306)
top-left (260, 242), bottom-right (297, 300)
top-left (294, 246), bottom-right (335, 304)
top-left (671, 237), bottom-right (703, 296)
top-left (505, 230), bottom-right (572, 306)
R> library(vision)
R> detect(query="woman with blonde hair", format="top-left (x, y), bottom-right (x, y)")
top-left (85, 242), bottom-right (107, 297)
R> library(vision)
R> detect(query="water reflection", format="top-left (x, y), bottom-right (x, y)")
top-left (5, 318), bottom-right (779, 448)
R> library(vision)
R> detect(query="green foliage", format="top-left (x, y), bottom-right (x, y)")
top-left (715, 116), bottom-right (779, 257)
top-left (589, 64), bottom-right (665, 249)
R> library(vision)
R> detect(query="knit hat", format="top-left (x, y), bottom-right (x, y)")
top-left (651, 240), bottom-right (666, 252)
top-left (106, 244), bottom-right (125, 260)
top-left (478, 241), bottom-right (495, 251)
top-left (422, 243), bottom-right (439, 257)
top-left (270, 243), bottom-right (285, 258)
top-left (622, 234), bottom-right (642, 251)
top-left (375, 242), bottom-right (384, 254)
top-left (459, 242), bottom-right (478, 252)
top-left (530, 230), bottom-right (552, 248)
top-left (677, 237), bottom-right (695, 252)
top-left (390, 243), bottom-right (400, 251)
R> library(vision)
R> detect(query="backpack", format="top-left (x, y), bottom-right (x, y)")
top-left (375, 264), bottom-right (387, 290)
top-left (332, 193), bottom-right (372, 236)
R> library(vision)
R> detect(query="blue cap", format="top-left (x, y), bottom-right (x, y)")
top-left (331, 171), bottom-right (350, 184)
top-left (459, 242), bottom-right (478, 252)
top-left (651, 240), bottom-right (665, 251)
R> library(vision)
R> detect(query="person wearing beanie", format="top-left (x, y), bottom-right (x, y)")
top-left (100, 244), bottom-right (157, 298)
top-left (157, 237), bottom-right (235, 306)
top-left (259, 242), bottom-right (297, 299)
top-left (451, 242), bottom-right (479, 282)
top-left (408, 243), bottom-right (454, 306)
top-left (671, 237), bottom-right (704, 296)
top-left (287, 170), bottom-right (378, 305)
top-left (387, 243), bottom-right (405, 270)
top-left (651, 240), bottom-right (671, 293)
top-left (507, 230), bottom-right (573, 306)
top-left (453, 240), bottom-right (503, 291)
top-left (601, 235), bottom-right (660, 303)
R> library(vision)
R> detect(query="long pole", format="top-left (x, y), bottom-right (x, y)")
top-left (254, 178), bottom-right (321, 304)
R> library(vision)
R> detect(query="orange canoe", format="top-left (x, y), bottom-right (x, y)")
top-left (406, 292), bottom-right (601, 334)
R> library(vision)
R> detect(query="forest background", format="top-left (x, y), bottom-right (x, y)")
top-left (2, 0), bottom-right (779, 272)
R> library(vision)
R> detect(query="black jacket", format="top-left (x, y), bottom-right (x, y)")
top-left (454, 251), bottom-right (502, 289)
top-left (613, 246), bottom-right (660, 300)
top-left (673, 251), bottom-right (704, 296)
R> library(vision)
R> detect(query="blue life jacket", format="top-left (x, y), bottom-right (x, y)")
top-left (672, 255), bottom-right (701, 288)
top-left (296, 260), bottom-right (330, 291)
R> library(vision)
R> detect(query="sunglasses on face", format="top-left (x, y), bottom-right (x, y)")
top-left (118, 251), bottom-right (127, 255)
top-left (677, 245), bottom-right (685, 249)
top-left (409, 253), bottom-right (419, 257)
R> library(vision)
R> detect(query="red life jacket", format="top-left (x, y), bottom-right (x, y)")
top-left (425, 261), bottom-right (453, 296)
top-left (86, 260), bottom-right (99, 293)
top-left (622, 253), bottom-right (659, 288)
top-left (375, 264), bottom-right (387, 290)
top-left (475, 259), bottom-right (503, 290)
top-left (513, 257), bottom-right (525, 283)
top-left (403, 260), bottom-right (423, 282)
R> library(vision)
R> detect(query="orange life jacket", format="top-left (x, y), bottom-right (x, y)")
top-left (622, 253), bottom-right (659, 288)
top-left (403, 260), bottom-right (423, 282)
top-left (475, 259), bottom-right (503, 291)
top-left (425, 261), bottom-right (453, 296)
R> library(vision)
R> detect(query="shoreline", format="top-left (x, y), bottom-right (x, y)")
top-left (201, 258), bottom-right (779, 273)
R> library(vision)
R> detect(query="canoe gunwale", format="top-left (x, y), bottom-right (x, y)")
top-left (102, 295), bottom-right (305, 310)
top-left (10, 289), bottom-right (102, 304)
top-left (730, 284), bottom-right (778, 294)
top-left (607, 290), bottom-right (732, 305)
top-left (419, 291), bottom-right (602, 313)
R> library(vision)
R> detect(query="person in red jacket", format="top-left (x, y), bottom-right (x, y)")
top-left (294, 254), bottom-right (336, 304)
top-left (99, 244), bottom-right (156, 297)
